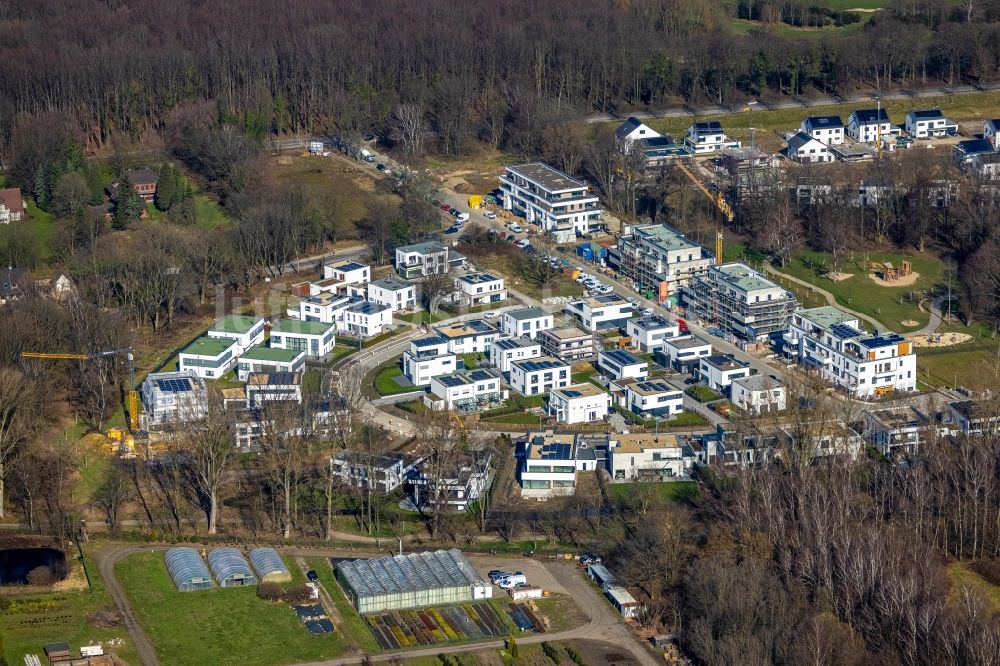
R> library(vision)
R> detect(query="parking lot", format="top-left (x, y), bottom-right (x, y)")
top-left (467, 555), bottom-right (568, 595)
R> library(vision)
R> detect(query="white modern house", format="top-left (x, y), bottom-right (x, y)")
top-left (783, 306), bottom-right (917, 398)
top-left (615, 117), bottom-right (662, 154)
top-left (500, 307), bottom-right (554, 339)
top-left (786, 131), bottom-right (834, 163)
top-left (236, 346), bottom-right (306, 382)
top-left (986, 119), bottom-right (1000, 148)
top-left (539, 326), bottom-right (597, 363)
top-left (489, 337), bottom-right (542, 374)
top-left (509, 356), bottom-right (571, 396)
top-left (295, 291), bottom-right (352, 325)
top-left (847, 108), bottom-right (895, 144)
top-left (330, 450), bottom-right (425, 494)
top-left (344, 301), bottom-right (393, 337)
top-left (402, 336), bottom-right (458, 386)
top-left (323, 260), bottom-right (371, 285)
top-left (731, 375), bottom-right (786, 415)
top-left (548, 384), bottom-right (611, 425)
top-left (518, 434), bottom-right (580, 498)
top-left (626, 315), bottom-right (681, 353)
top-left (904, 109), bottom-right (957, 139)
top-left (436, 320), bottom-right (499, 355)
top-left (682, 262), bottom-right (797, 341)
top-left (683, 121), bottom-right (740, 154)
top-left (178, 336), bottom-right (240, 380)
top-left (610, 378), bottom-right (684, 418)
top-left (659, 335), bottom-right (713, 373)
top-left (140, 371), bottom-right (209, 426)
top-left (564, 294), bottom-right (633, 332)
top-left (597, 349), bottom-right (648, 382)
top-left (269, 319), bottom-right (337, 358)
top-left (367, 276), bottom-right (417, 312)
top-left (395, 241), bottom-right (464, 278)
top-left (612, 224), bottom-right (714, 295)
top-left (609, 433), bottom-right (694, 480)
top-left (499, 162), bottom-right (603, 243)
top-left (799, 116), bottom-right (845, 145)
top-left (425, 368), bottom-right (506, 411)
top-left (455, 272), bottom-right (507, 306)
top-left (245, 372), bottom-right (303, 408)
top-left (698, 354), bottom-right (751, 393)
top-left (207, 315), bottom-right (266, 355)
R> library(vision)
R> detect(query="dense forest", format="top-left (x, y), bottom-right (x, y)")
top-left (2, 0), bottom-right (1000, 155)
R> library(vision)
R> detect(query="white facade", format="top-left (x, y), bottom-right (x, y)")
top-left (141, 371), bottom-right (208, 426)
top-left (489, 337), bottom-right (542, 374)
top-left (786, 131), bottom-right (833, 163)
top-left (626, 315), bottom-right (681, 352)
top-left (344, 301), bottom-right (393, 337)
top-left (395, 241), bottom-right (463, 279)
top-left (565, 294), bottom-right (633, 332)
top-left (660, 336), bottom-right (712, 372)
top-left (426, 369), bottom-right (506, 411)
top-left (269, 320), bottom-right (337, 358)
top-left (323, 260), bottom-right (370, 284)
top-left (609, 433), bottom-right (694, 480)
top-left (509, 356), bottom-right (571, 396)
top-left (500, 307), bottom-right (554, 339)
top-left (731, 375), bottom-right (786, 414)
top-left (698, 354), bottom-right (751, 392)
top-left (539, 326), bottom-right (597, 362)
top-left (455, 272), bottom-right (507, 306)
top-left (500, 162), bottom-right (603, 239)
top-left (178, 336), bottom-right (240, 380)
top-left (436, 321), bottom-right (499, 354)
top-left (905, 110), bottom-right (957, 139)
top-left (615, 117), bottom-right (662, 154)
top-left (236, 347), bottom-right (306, 382)
top-left (403, 336), bottom-right (458, 386)
top-left (684, 122), bottom-right (739, 154)
top-left (295, 292), bottom-right (351, 325)
top-left (518, 434), bottom-right (579, 498)
top-left (611, 378), bottom-right (683, 418)
top-left (548, 384), bottom-right (611, 425)
top-left (597, 350), bottom-right (648, 382)
top-left (783, 306), bottom-right (917, 398)
top-left (367, 277), bottom-right (417, 312)
top-left (207, 315), bottom-right (266, 355)
top-left (986, 120), bottom-right (1000, 148)
top-left (800, 117), bottom-right (844, 145)
top-left (847, 109), bottom-right (894, 144)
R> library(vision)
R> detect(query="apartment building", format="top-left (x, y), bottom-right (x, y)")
top-left (539, 326), bottom-right (597, 363)
top-left (799, 116), bottom-right (845, 145)
top-left (367, 276), bottom-right (417, 312)
top-left (682, 262), bottom-right (797, 341)
top-left (564, 294), bottom-right (633, 332)
top-left (455, 272), bottom-right (507, 306)
top-left (500, 307), bottom-right (554, 339)
top-left (547, 384), bottom-right (611, 425)
top-left (658, 335), bottom-right (713, 372)
top-left (395, 241), bottom-right (465, 278)
top-left (863, 406), bottom-right (925, 456)
top-left (783, 306), bottom-right (917, 398)
top-left (402, 336), bottom-right (458, 386)
top-left (518, 434), bottom-right (580, 498)
top-left (609, 433), bottom-right (695, 480)
top-left (611, 224), bottom-right (713, 295)
top-left (425, 368), bottom-right (506, 411)
top-left (409, 450), bottom-right (493, 511)
top-left (436, 320), bottom-right (499, 354)
top-left (330, 450), bottom-right (425, 494)
top-left (509, 356), bottom-right (571, 396)
top-left (178, 336), bottom-right (240, 380)
top-left (499, 162), bottom-right (603, 243)
top-left (489, 337), bottom-right (542, 374)
top-left (610, 378), bottom-right (683, 418)
top-left (207, 315), bottom-right (266, 355)
top-left (731, 375), bottom-right (786, 414)
top-left (597, 349), bottom-right (648, 382)
top-left (626, 315), bottom-right (681, 352)
top-left (698, 354), bottom-right (751, 392)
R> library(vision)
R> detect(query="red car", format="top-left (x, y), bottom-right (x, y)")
top-left (441, 203), bottom-right (451, 212)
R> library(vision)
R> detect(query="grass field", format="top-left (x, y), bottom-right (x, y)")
top-left (116, 551), bottom-right (345, 666)
top-left (767, 249), bottom-right (946, 330)
top-left (397, 310), bottom-right (451, 325)
top-left (0, 552), bottom-right (138, 665)
top-left (948, 562), bottom-right (1000, 611)
top-left (686, 385), bottom-right (723, 403)
top-left (272, 155), bottom-right (379, 226)
top-left (606, 480), bottom-right (699, 503)
top-left (729, 17), bottom-right (866, 39)
top-left (373, 363), bottom-right (416, 396)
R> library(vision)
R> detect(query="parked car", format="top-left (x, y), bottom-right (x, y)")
top-left (580, 552), bottom-right (602, 566)
top-left (376, 163), bottom-right (387, 172)
top-left (641, 307), bottom-right (653, 316)
top-left (483, 311), bottom-right (500, 319)
top-left (306, 570), bottom-right (319, 582)
top-left (497, 574), bottom-right (527, 588)
top-left (707, 327), bottom-right (725, 338)
top-left (684, 376), bottom-right (700, 385)
top-left (516, 239), bottom-right (531, 249)
top-left (450, 208), bottom-right (461, 217)
top-left (489, 570), bottom-right (514, 583)
top-left (483, 210), bottom-right (497, 220)
top-left (509, 223), bottom-right (523, 233)
top-left (456, 212), bottom-right (470, 223)
top-left (505, 234), bottom-right (516, 242)
top-left (445, 225), bottom-right (460, 234)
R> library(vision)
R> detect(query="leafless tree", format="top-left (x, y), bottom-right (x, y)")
top-left (391, 103), bottom-right (428, 158)
top-left (0, 368), bottom-right (40, 519)
top-left (172, 393), bottom-right (237, 534)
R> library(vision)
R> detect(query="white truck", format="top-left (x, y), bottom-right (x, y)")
top-left (359, 148), bottom-right (375, 162)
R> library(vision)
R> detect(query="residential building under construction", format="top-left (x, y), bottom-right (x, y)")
top-left (608, 224), bottom-right (714, 299)
top-left (682, 262), bottom-right (797, 341)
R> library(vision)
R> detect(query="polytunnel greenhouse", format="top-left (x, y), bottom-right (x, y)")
top-left (249, 547), bottom-right (291, 584)
top-left (208, 548), bottom-right (257, 587)
top-left (165, 547), bottom-right (214, 591)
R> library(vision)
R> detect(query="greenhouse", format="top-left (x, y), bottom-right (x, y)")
top-left (208, 548), bottom-right (257, 587)
top-left (165, 547), bottom-right (214, 591)
top-left (336, 548), bottom-right (491, 614)
top-left (249, 547), bottom-right (292, 584)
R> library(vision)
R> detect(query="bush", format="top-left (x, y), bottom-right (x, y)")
top-left (542, 642), bottom-right (561, 663)
top-left (565, 645), bottom-right (587, 666)
top-left (257, 582), bottom-right (284, 601)
top-left (283, 584), bottom-right (313, 604)
top-left (26, 566), bottom-right (55, 586)
top-left (971, 559), bottom-right (1000, 587)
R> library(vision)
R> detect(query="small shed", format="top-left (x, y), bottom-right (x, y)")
top-left (587, 563), bottom-right (616, 590)
top-left (509, 586), bottom-right (544, 601)
top-left (43, 642), bottom-right (72, 664)
top-left (208, 548), bottom-right (257, 587)
top-left (605, 585), bottom-right (641, 619)
top-left (249, 547), bottom-right (292, 584)
top-left (165, 547), bottom-right (214, 591)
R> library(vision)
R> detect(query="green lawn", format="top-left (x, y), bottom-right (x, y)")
top-left (662, 411), bottom-right (711, 428)
top-left (304, 558), bottom-right (381, 654)
top-left (606, 480), bottom-right (699, 504)
top-left (729, 17), bottom-right (866, 39)
top-left (686, 385), bottom-right (723, 403)
top-left (767, 249), bottom-right (946, 331)
top-left (397, 310), bottom-right (450, 325)
top-left (462, 353), bottom-right (485, 369)
top-left (0, 552), bottom-right (138, 666)
top-left (373, 363), bottom-right (416, 396)
top-left (917, 330), bottom-right (1000, 389)
top-left (116, 551), bottom-right (345, 666)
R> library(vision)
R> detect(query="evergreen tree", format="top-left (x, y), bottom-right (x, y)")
top-left (155, 164), bottom-right (176, 211)
top-left (112, 173), bottom-right (144, 229)
top-left (84, 163), bottom-right (105, 205)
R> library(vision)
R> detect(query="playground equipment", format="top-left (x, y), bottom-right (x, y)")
top-left (871, 260), bottom-right (912, 282)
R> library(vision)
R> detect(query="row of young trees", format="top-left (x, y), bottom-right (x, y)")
top-left (2, 1), bottom-right (1000, 156)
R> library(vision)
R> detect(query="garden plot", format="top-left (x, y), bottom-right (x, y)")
top-left (365, 602), bottom-right (506, 650)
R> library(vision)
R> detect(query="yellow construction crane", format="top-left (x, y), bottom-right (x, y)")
top-left (21, 348), bottom-right (138, 430)
top-left (675, 161), bottom-right (732, 265)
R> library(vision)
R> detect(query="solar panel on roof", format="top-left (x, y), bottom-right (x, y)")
top-left (830, 323), bottom-right (861, 339)
top-left (156, 378), bottom-right (192, 393)
top-left (564, 390), bottom-right (581, 397)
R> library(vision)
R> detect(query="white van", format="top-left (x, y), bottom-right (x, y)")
top-left (456, 212), bottom-right (470, 223)
top-left (497, 573), bottom-right (527, 588)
